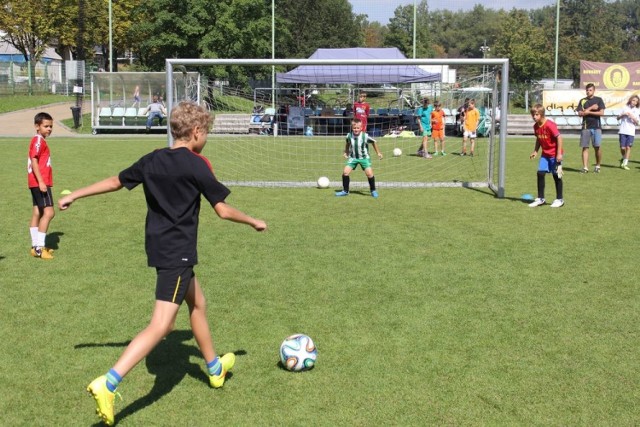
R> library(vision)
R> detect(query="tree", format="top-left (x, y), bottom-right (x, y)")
top-left (357, 17), bottom-right (388, 48)
top-left (615, 0), bottom-right (640, 58)
top-left (494, 10), bottom-right (553, 83)
top-left (384, 1), bottom-right (433, 58)
top-left (0, 0), bottom-right (58, 91)
top-left (428, 10), bottom-right (464, 58)
top-left (127, 0), bottom-right (214, 70)
top-left (278, 0), bottom-right (363, 58)
top-left (558, 0), bottom-right (628, 81)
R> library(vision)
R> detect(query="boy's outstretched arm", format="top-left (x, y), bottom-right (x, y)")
top-left (213, 202), bottom-right (267, 231)
top-left (58, 176), bottom-right (123, 210)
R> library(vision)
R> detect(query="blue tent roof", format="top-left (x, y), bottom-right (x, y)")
top-left (276, 48), bottom-right (440, 84)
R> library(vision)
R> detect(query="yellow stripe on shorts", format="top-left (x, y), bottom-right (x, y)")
top-left (171, 275), bottom-right (182, 303)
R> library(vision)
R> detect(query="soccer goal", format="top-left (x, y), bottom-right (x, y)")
top-left (165, 58), bottom-right (509, 198)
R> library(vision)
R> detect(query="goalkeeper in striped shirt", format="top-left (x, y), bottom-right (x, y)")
top-left (335, 118), bottom-right (383, 198)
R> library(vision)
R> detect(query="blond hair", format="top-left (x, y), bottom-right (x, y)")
top-left (170, 101), bottom-right (213, 141)
top-left (530, 104), bottom-right (546, 117)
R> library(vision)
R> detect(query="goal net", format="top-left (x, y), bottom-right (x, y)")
top-left (166, 58), bottom-right (508, 197)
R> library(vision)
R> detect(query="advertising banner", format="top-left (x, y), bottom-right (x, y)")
top-left (543, 89), bottom-right (633, 112)
top-left (580, 60), bottom-right (640, 90)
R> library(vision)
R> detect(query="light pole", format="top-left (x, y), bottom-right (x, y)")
top-left (554, 0), bottom-right (560, 88)
top-left (108, 0), bottom-right (113, 72)
top-left (480, 40), bottom-right (490, 87)
top-left (271, 0), bottom-right (275, 110)
top-left (412, 0), bottom-right (417, 59)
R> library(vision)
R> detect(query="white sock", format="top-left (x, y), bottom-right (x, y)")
top-left (37, 232), bottom-right (46, 248)
top-left (30, 227), bottom-right (38, 246)
top-left (623, 159), bottom-right (628, 165)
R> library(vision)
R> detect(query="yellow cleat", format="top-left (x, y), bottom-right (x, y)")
top-left (209, 353), bottom-right (236, 388)
top-left (87, 375), bottom-right (118, 426)
top-left (32, 246), bottom-right (54, 259)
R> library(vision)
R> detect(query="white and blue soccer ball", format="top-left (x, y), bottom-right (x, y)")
top-left (279, 333), bottom-right (317, 372)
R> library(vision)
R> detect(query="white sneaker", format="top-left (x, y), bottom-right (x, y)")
top-left (550, 199), bottom-right (565, 208)
top-left (528, 198), bottom-right (546, 207)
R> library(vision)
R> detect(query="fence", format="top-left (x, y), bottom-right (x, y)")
top-left (0, 60), bottom-right (92, 96)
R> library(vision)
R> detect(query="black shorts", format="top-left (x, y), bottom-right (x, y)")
top-left (155, 266), bottom-right (195, 304)
top-left (30, 187), bottom-right (53, 208)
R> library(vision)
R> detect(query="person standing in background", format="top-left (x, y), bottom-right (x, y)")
top-left (617, 94), bottom-right (640, 170)
top-left (576, 83), bottom-right (606, 173)
top-left (353, 92), bottom-right (371, 132)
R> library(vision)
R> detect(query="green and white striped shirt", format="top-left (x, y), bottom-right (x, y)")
top-left (346, 132), bottom-right (376, 159)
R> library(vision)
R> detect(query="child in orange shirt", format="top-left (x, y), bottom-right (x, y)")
top-left (430, 102), bottom-right (446, 156)
top-left (462, 99), bottom-right (480, 156)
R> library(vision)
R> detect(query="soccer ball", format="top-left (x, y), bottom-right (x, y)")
top-left (393, 148), bottom-right (402, 157)
top-left (317, 176), bottom-right (330, 189)
top-left (279, 333), bottom-right (317, 372)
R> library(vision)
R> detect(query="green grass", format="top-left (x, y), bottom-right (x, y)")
top-left (1, 135), bottom-right (639, 425)
top-left (0, 94), bottom-right (72, 114)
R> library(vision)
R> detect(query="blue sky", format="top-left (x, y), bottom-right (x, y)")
top-left (349, 0), bottom-right (557, 24)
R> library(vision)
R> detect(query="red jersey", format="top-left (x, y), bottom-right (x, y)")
top-left (533, 119), bottom-right (563, 158)
top-left (28, 134), bottom-right (53, 188)
top-left (431, 109), bottom-right (446, 131)
top-left (353, 101), bottom-right (370, 128)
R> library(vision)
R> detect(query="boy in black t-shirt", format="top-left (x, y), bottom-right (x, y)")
top-left (59, 101), bottom-right (267, 426)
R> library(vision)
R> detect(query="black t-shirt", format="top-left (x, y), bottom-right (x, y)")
top-left (577, 96), bottom-right (605, 130)
top-left (119, 147), bottom-right (230, 267)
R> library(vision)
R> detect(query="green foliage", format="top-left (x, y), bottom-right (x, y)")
top-left (384, 1), bottom-right (432, 58)
top-left (1, 136), bottom-right (640, 425)
top-left (494, 10), bottom-right (554, 84)
top-left (278, 0), bottom-right (363, 58)
top-left (6, 0), bottom-right (640, 87)
top-left (0, 95), bottom-right (72, 114)
top-left (127, 0), bottom-right (211, 69)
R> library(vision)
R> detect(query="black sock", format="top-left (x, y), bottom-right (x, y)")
top-left (553, 173), bottom-right (563, 199)
top-left (537, 173), bottom-right (545, 199)
top-left (342, 174), bottom-right (350, 192)
top-left (368, 176), bottom-right (376, 191)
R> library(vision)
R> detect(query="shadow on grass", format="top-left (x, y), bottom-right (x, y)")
top-left (45, 231), bottom-right (63, 250)
top-left (76, 330), bottom-right (245, 426)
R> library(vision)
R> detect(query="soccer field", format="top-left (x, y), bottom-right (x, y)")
top-left (1, 135), bottom-right (638, 425)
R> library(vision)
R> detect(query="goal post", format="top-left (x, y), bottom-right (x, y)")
top-left (166, 58), bottom-right (509, 198)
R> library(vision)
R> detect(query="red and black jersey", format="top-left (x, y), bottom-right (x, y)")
top-left (119, 147), bottom-right (230, 268)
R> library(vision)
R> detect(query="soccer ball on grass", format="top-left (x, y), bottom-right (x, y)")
top-left (317, 176), bottom-right (330, 189)
top-left (279, 333), bottom-right (317, 372)
top-left (393, 148), bottom-right (402, 157)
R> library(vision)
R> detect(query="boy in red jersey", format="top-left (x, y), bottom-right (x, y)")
top-left (59, 101), bottom-right (267, 425)
top-left (430, 102), bottom-right (447, 156)
top-left (353, 91), bottom-right (370, 132)
top-left (528, 104), bottom-right (564, 208)
top-left (28, 112), bottom-right (55, 259)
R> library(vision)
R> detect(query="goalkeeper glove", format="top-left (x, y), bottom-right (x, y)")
top-left (555, 163), bottom-right (563, 178)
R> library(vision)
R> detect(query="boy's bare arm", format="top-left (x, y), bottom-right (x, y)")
top-left (556, 135), bottom-right (564, 161)
top-left (30, 156), bottom-right (47, 192)
top-left (372, 142), bottom-right (383, 159)
top-left (213, 202), bottom-right (267, 231)
top-left (58, 176), bottom-right (123, 210)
